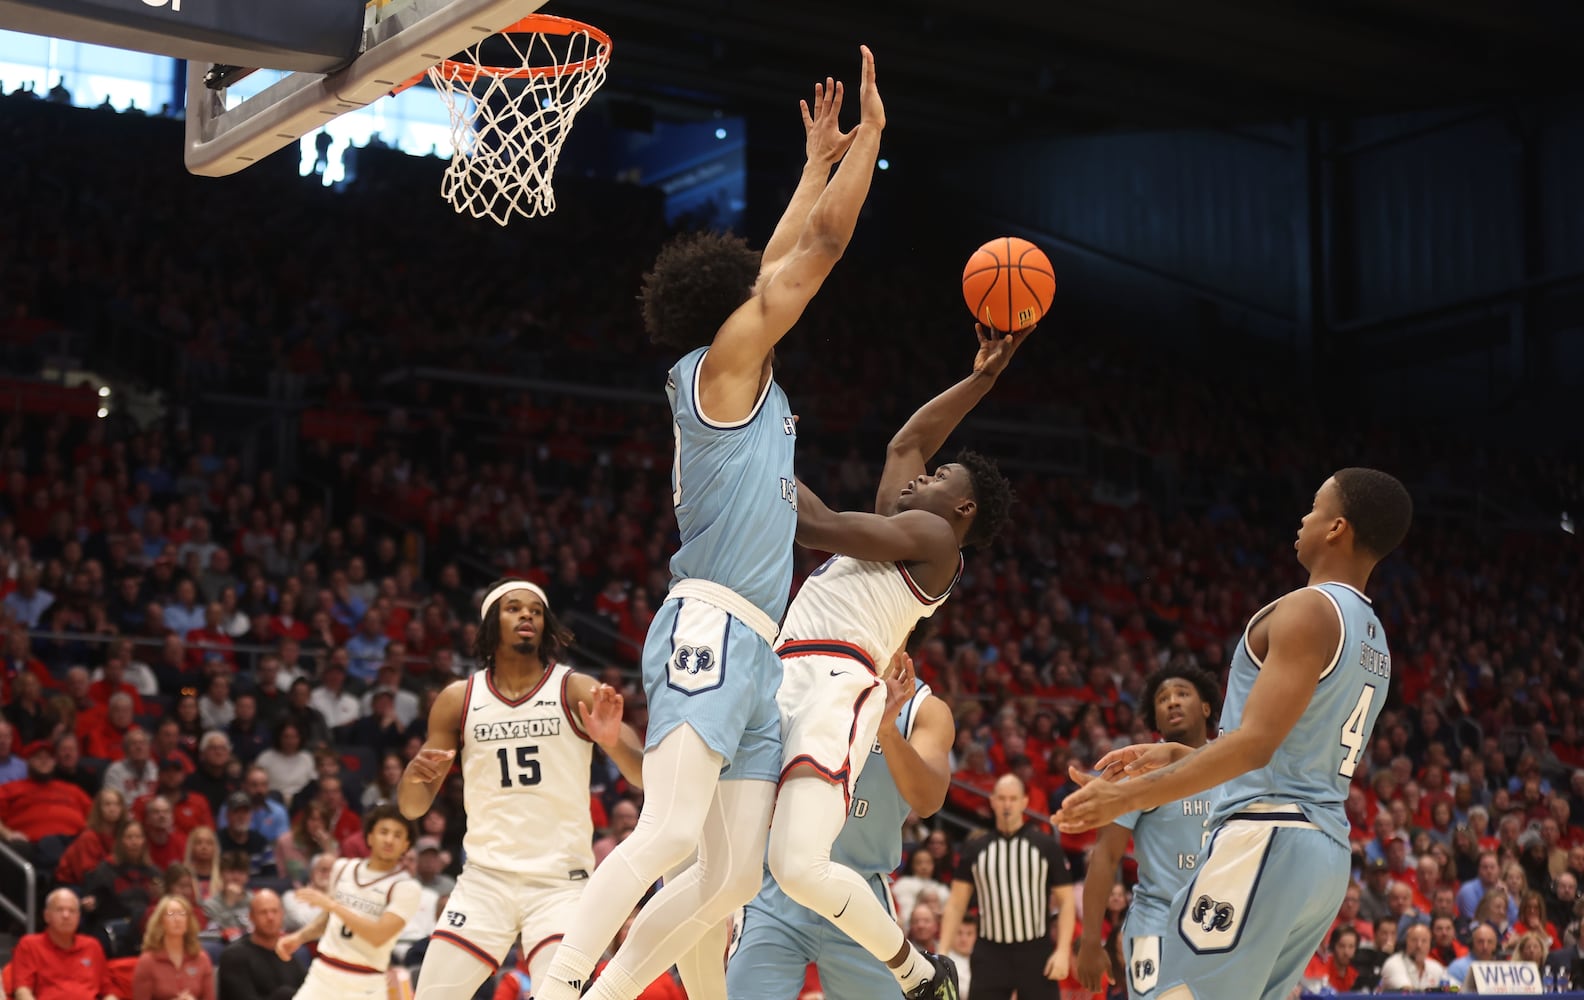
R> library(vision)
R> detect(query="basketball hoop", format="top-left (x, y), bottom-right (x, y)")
top-left (418, 13), bottom-right (610, 226)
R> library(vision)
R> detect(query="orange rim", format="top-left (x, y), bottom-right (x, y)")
top-left (434, 13), bottom-right (611, 83)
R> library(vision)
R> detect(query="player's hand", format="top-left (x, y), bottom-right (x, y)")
top-left (406, 747), bottom-right (455, 783)
top-left (296, 887), bottom-right (333, 911)
top-left (1043, 950), bottom-right (1070, 982)
top-left (1052, 767), bottom-right (1133, 834)
top-left (578, 683), bottom-right (626, 748)
top-left (801, 77), bottom-right (854, 167)
top-left (1075, 937), bottom-right (1109, 992)
top-left (275, 932), bottom-right (299, 962)
top-left (879, 651), bottom-right (916, 728)
top-left (972, 323), bottom-right (1034, 378)
top-left (1093, 742), bottom-right (1187, 781)
top-left (858, 45), bottom-right (885, 131)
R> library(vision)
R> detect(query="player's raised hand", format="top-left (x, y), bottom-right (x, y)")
top-left (972, 323), bottom-right (1034, 378)
top-left (275, 932), bottom-right (300, 962)
top-left (858, 45), bottom-right (885, 131)
top-left (879, 650), bottom-right (916, 726)
top-left (1051, 766), bottom-right (1131, 833)
top-left (801, 77), bottom-right (854, 167)
top-left (578, 683), bottom-right (626, 747)
top-left (296, 887), bottom-right (333, 911)
top-left (406, 747), bottom-right (455, 783)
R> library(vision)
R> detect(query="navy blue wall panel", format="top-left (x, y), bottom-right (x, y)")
top-left (1539, 106), bottom-right (1584, 276)
top-left (1334, 114), bottom-right (1522, 322)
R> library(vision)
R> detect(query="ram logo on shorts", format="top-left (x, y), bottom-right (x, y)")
top-left (673, 645), bottom-right (716, 676)
top-left (1191, 894), bottom-right (1236, 933)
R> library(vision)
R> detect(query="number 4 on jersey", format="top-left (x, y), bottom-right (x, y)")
top-left (1337, 685), bottom-right (1376, 778)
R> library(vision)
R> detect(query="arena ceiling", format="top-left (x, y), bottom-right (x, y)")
top-left (553, 0), bottom-right (1582, 142)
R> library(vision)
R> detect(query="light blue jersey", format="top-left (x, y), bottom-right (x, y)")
top-left (666, 347), bottom-right (798, 620)
top-left (1115, 790), bottom-right (1213, 937)
top-left (1211, 582), bottom-right (1389, 848)
top-left (832, 682), bottom-right (930, 876)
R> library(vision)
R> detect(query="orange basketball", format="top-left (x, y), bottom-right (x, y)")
top-left (962, 237), bottom-right (1056, 332)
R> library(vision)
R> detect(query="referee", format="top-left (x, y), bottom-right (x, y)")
top-left (939, 774), bottom-right (1076, 1000)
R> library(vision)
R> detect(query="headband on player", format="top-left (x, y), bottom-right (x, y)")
top-left (480, 581), bottom-right (550, 621)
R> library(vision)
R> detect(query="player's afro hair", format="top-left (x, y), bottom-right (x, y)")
top-left (956, 449), bottom-right (1013, 547)
top-left (1140, 662), bottom-right (1222, 733)
top-left (640, 231), bottom-right (762, 353)
top-left (1331, 468), bottom-right (1413, 559)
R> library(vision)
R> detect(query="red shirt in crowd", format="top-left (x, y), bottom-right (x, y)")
top-left (146, 828), bottom-right (188, 870)
top-left (0, 777), bottom-right (92, 840)
top-left (134, 790), bottom-right (214, 836)
top-left (132, 948), bottom-right (215, 1000)
top-left (10, 931), bottom-right (112, 1000)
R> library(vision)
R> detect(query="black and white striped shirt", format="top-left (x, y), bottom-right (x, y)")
top-left (953, 824), bottom-right (1071, 944)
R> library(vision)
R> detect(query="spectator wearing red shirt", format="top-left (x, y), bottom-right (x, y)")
top-left (57, 787), bottom-right (128, 888)
top-left (300, 774), bottom-right (362, 843)
top-left (10, 888), bottom-right (120, 1000)
top-left (87, 658), bottom-right (145, 716)
top-left (2, 629), bottom-right (57, 704)
top-left (80, 693), bottom-right (138, 762)
top-left (0, 741), bottom-right (92, 867)
top-left (141, 796), bottom-right (188, 870)
top-left (184, 602), bottom-right (236, 670)
top-left (1317, 925), bottom-right (1361, 993)
top-left (134, 758), bottom-right (214, 836)
top-left (947, 744), bottom-right (998, 820)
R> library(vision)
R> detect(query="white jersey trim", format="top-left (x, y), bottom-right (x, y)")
top-left (895, 553), bottom-right (963, 606)
top-left (690, 348), bottom-right (775, 431)
top-left (1238, 597), bottom-right (1282, 670)
top-left (1307, 586), bottom-right (1349, 682)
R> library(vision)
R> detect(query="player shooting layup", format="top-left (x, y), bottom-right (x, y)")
top-left (1056, 469), bottom-right (1412, 1000)
top-left (538, 46), bottom-right (889, 1000)
top-left (400, 581), bottom-right (645, 998)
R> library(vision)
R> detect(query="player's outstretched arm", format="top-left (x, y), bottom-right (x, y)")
top-left (294, 885), bottom-right (408, 946)
top-left (275, 908), bottom-right (329, 961)
top-left (398, 681), bottom-right (464, 820)
top-left (796, 478), bottom-right (957, 564)
top-left (1053, 588), bottom-right (1340, 833)
top-left (567, 673), bottom-right (646, 789)
top-left (1075, 824), bottom-right (1129, 992)
top-left (702, 46), bottom-right (884, 404)
top-left (876, 324), bottom-right (1032, 515)
top-left (1046, 882), bottom-right (1076, 981)
top-left (759, 76), bottom-right (853, 269)
top-left (875, 653), bottom-right (952, 816)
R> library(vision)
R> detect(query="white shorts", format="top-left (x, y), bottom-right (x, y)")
top-left (775, 649), bottom-right (886, 802)
top-left (295, 956), bottom-right (389, 1000)
top-left (431, 864), bottom-right (587, 972)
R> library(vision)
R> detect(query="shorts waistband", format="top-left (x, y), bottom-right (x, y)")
top-left (1225, 802), bottom-right (1319, 829)
top-left (776, 639), bottom-right (876, 673)
top-left (668, 579), bottom-right (778, 645)
top-left (317, 953), bottom-right (383, 976)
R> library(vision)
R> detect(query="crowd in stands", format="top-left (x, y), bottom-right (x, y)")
top-left (1, 97), bottom-right (1582, 999)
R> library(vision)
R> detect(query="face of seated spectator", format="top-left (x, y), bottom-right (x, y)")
top-left (1514, 933), bottom-right (1547, 965)
top-left (108, 695), bottom-right (135, 732)
top-left (1325, 927), bottom-right (1356, 968)
top-left (200, 735), bottom-right (232, 774)
top-left (908, 849), bottom-right (935, 880)
top-left (145, 797), bottom-right (175, 837)
top-left (1400, 923), bottom-right (1431, 965)
top-left (154, 894), bottom-right (192, 950)
top-left (1385, 835), bottom-right (1411, 872)
top-left (225, 799), bottom-right (253, 838)
top-left (156, 759), bottom-right (186, 794)
top-left (1430, 916), bottom-right (1458, 952)
top-left (66, 668), bottom-right (92, 705)
top-left (115, 821), bottom-right (147, 865)
top-left (93, 787), bottom-right (127, 830)
top-left (908, 903), bottom-right (939, 950)
top-left (26, 741), bottom-right (57, 781)
top-left (317, 777), bottom-right (346, 812)
top-left (174, 579), bottom-right (197, 609)
top-left (250, 889), bottom-right (285, 942)
top-left (1386, 883), bottom-right (1415, 918)
top-left (44, 888), bottom-right (83, 943)
top-left (1556, 872), bottom-right (1578, 909)
top-left (1371, 919), bottom-right (1397, 955)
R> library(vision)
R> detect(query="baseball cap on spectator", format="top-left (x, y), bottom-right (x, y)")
top-left (1365, 858), bottom-right (1389, 874)
top-left (415, 836), bottom-right (451, 864)
top-left (226, 791), bottom-right (253, 813)
top-left (22, 740), bottom-right (54, 758)
top-left (159, 756), bottom-right (186, 772)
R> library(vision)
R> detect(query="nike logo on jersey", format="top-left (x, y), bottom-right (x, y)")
top-left (833, 895), bottom-right (851, 918)
top-left (829, 670), bottom-right (845, 677)
top-left (472, 703), bottom-right (489, 711)
top-left (533, 700), bottom-right (554, 706)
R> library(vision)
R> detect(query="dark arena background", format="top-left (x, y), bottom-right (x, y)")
top-left (0, 1), bottom-right (1581, 998)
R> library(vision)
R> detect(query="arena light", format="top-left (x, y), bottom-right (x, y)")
top-left (714, 127), bottom-right (727, 140)
top-left (877, 158), bottom-right (889, 170)
top-left (96, 407), bottom-right (109, 419)
top-left (97, 385), bottom-right (111, 397)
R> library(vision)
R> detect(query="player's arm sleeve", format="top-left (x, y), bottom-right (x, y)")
top-left (794, 483), bottom-right (954, 563)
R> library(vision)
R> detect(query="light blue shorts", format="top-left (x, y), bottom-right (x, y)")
top-left (726, 871), bottom-right (899, 1000)
top-left (643, 596), bottom-right (782, 783)
top-left (1158, 810), bottom-right (1349, 1000)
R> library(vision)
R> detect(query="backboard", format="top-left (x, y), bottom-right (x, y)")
top-left (183, 0), bottom-right (547, 177)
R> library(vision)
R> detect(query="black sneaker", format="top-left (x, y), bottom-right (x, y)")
top-left (904, 952), bottom-right (959, 1000)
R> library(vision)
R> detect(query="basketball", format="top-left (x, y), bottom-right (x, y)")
top-left (962, 237), bottom-right (1057, 332)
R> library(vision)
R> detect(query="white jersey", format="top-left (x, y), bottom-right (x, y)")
top-left (777, 553), bottom-right (962, 674)
top-left (458, 663), bottom-right (597, 879)
top-left (317, 858), bottom-right (421, 974)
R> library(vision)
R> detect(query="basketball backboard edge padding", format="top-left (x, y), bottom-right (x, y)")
top-left (183, 0), bottom-right (547, 177)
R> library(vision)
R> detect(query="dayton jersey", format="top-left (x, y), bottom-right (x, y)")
top-left (1114, 791), bottom-right (1214, 934)
top-left (1212, 582), bottom-right (1388, 848)
top-left (318, 858), bottom-right (421, 973)
top-left (458, 663), bottom-right (596, 879)
top-left (665, 347), bottom-right (798, 620)
top-left (778, 554), bottom-right (963, 675)
top-left (831, 681), bottom-right (933, 876)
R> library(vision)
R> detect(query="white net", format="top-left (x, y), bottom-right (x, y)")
top-left (426, 17), bottom-right (610, 226)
